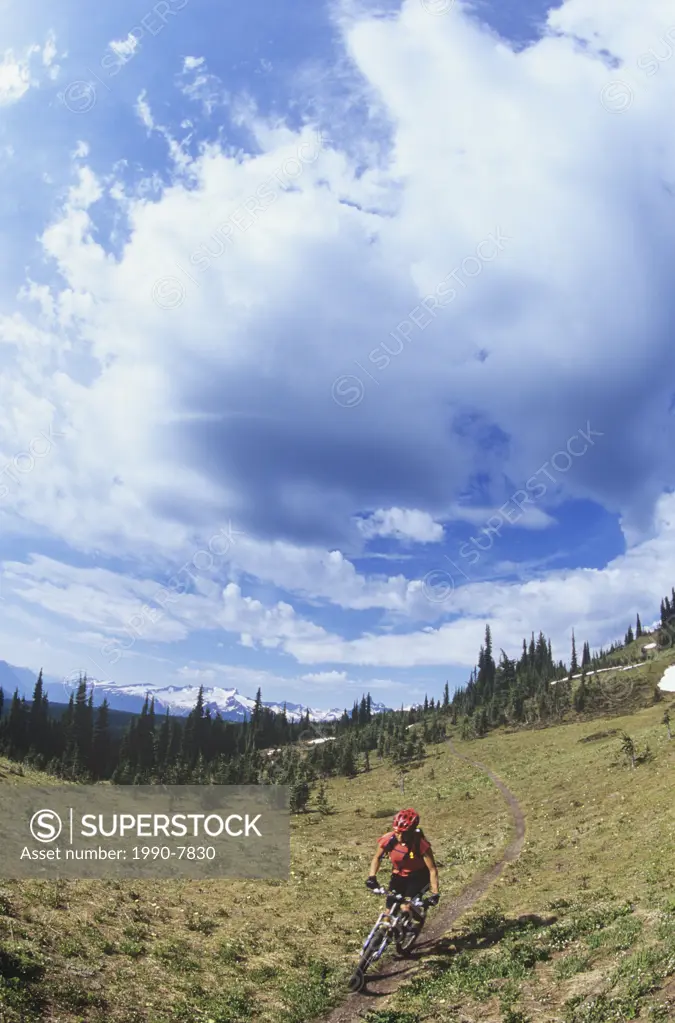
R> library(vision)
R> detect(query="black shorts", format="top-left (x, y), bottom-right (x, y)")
top-left (386, 867), bottom-right (430, 908)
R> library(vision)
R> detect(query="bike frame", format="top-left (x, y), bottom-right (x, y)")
top-left (360, 888), bottom-right (428, 964)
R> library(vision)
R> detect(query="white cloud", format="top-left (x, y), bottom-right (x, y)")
top-left (176, 665), bottom-right (217, 681)
top-left (357, 507), bottom-right (444, 543)
top-left (135, 91), bottom-right (155, 131)
top-left (301, 670), bottom-right (348, 684)
top-left (445, 503), bottom-right (556, 531)
top-left (0, 556), bottom-right (329, 659)
top-left (1, 0), bottom-right (675, 701)
top-left (42, 35), bottom-right (57, 68)
top-left (110, 34), bottom-right (139, 59)
top-left (285, 492), bottom-right (675, 668)
top-left (177, 56), bottom-right (227, 115)
top-left (0, 46), bottom-right (41, 105)
top-left (0, 35), bottom-right (60, 104)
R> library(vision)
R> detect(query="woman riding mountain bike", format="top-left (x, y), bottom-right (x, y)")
top-left (348, 807), bottom-right (441, 990)
top-left (366, 807), bottom-right (440, 920)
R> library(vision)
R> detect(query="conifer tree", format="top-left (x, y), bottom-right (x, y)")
top-left (92, 700), bottom-right (111, 780)
top-left (340, 740), bottom-right (357, 778)
top-left (570, 631), bottom-right (578, 675)
top-left (290, 778), bottom-right (310, 813)
top-left (5, 690), bottom-right (27, 759)
top-left (28, 670), bottom-right (50, 759)
top-left (316, 781), bottom-right (333, 815)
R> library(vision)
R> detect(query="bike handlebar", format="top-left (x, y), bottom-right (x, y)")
top-left (369, 888), bottom-right (434, 904)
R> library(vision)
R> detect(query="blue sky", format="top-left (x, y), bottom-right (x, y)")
top-left (1, 0), bottom-right (674, 710)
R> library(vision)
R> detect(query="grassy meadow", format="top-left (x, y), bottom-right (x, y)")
top-left (2, 647), bottom-right (675, 1023)
top-left (381, 696), bottom-right (675, 1023)
top-left (0, 740), bottom-right (508, 1022)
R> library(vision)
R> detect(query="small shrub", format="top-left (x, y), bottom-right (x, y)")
top-left (563, 993), bottom-right (640, 1022)
top-left (502, 1010), bottom-right (530, 1023)
top-left (363, 1013), bottom-right (421, 1023)
top-left (0, 943), bottom-right (45, 982)
top-left (554, 952), bottom-right (592, 980)
top-left (186, 912), bottom-right (218, 935)
top-left (154, 938), bottom-right (201, 973)
top-left (119, 939), bottom-right (146, 958)
top-left (218, 938), bottom-right (247, 964)
top-left (371, 807), bottom-right (397, 820)
top-left (0, 890), bottom-right (15, 917)
top-left (57, 936), bottom-right (87, 958)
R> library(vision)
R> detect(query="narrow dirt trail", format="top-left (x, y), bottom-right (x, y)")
top-left (320, 739), bottom-right (526, 1022)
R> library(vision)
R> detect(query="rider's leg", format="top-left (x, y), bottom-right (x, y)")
top-left (386, 872), bottom-right (403, 911)
top-left (405, 869), bottom-right (431, 922)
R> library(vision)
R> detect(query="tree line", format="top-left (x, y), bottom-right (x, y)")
top-left (1, 591), bottom-right (667, 792)
top-left (451, 598), bottom-right (666, 738)
top-left (0, 674), bottom-right (447, 808)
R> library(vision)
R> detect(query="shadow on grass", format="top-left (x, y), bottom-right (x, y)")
top-left (358, 913), bottom-right (558, 1000)
top-left (410, 911), bottom-right (558, 961)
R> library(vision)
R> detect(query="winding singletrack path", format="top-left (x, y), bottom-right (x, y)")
top-left (321, 739), bottom-right (526, 1022)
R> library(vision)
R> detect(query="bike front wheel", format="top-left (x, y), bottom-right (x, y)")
top-left (349, 923), bottom-right (391, 990)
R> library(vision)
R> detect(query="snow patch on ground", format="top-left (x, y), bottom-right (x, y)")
top-left (658, 664), bottom-right (675, 692)
top-left (551, 662), bottom-right (644, 685)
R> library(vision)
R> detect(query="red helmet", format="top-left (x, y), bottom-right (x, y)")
top-left (393, 808), bottom-right (420, 832)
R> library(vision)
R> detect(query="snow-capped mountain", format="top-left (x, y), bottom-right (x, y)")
top-left (0, 662), bottom-right (391, 722)
top-left (80, 681), bottom-right (390, 722)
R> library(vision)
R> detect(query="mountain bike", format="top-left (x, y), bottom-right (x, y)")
top-left (347, 885), bottom-right (434, 992)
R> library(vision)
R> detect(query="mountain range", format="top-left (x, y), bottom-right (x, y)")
top-left (0, 661), bottom-right (391, 722)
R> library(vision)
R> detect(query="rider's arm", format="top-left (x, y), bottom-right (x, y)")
top-left (369, 846), bottom-right (385, 878)
top-left (422, 848), bottom-right (439, 895)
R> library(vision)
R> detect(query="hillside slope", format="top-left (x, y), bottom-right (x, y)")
top-left (1, 691), bottom-right (674, 1022)
top-left (0, 741), bottom-right (508, 1023)
top-left (370, 700), bottom-right (675, 1023)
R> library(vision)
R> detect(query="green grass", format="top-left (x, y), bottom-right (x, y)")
top-left (376, 695), bottom-right (675, 1023)
top-left (1, 661), bottom-right (674, 1022)
top-left (0, 745), bottom-right (509, 1022)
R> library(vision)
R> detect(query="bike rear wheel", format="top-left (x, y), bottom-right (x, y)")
top-left (395, 908), bottom-right (426, 955)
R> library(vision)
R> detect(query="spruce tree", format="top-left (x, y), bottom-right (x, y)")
top-left (92, 700), bottom-right (111, 780)
top-left (340, 741), bottom-right (357, 778)
top-left (316, 781), bottom-right (333, 815)
top-left (28, 670), bottom-right (50, 759)
top-left (252, 688), bottom-right (263, 730)
top-left (5, 690), bottom-right (27, 759)
top-left (570, 631), bottom-right (578, 675)
top-left (290, 778), bottom-right (310, 813)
